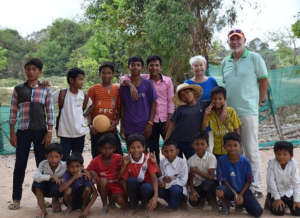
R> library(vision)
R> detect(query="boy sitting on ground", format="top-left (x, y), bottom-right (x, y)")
top-left (60, 153), bottom-right (97, 218)
top-left (32, 143), bottom-right (66, 218)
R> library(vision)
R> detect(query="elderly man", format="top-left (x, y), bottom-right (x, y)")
top-left (221, 29), bottom-right (269, 198)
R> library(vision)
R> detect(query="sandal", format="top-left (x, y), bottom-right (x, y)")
top-left (8, 201), bottom-right (20, 210)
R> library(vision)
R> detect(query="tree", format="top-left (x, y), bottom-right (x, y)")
top-left (292, 12), bottom-right (300, 38)
top-left (0, 46), bottom-right (7, 71)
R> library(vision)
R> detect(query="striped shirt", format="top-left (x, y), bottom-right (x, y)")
top-left (9, 82), bottom-right (54, 130)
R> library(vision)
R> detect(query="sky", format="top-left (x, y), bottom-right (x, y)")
top-left (0, 0), bottom-right (299, 44)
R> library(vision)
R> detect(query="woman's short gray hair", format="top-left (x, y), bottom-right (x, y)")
top-left (189, 55), bottom-right (207, 66)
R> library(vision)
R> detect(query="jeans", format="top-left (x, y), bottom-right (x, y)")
top-left (60, 135), bottom-right (85, 161)
top-left (148, 122), bottom-right (166, 163)
top-left (159, 185), bottom-right (185, 209)
top-left (267, 193), bottom-right (300, 216)
top-left (217, 185), bottom-right (263, 217)
top-left (189, 180), bottom-right (217, 207)
top-left (126, 177), bottom-right (154, 208)
top-left (13, 130), bottom-right (47, 201)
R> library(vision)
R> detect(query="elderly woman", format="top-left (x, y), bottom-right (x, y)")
top-left (185, 55), bottom-right (218, 101)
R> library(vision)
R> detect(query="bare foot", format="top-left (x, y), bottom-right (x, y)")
top-left (100, 205), bottom-right (109, 214)
top-left (63, 207), bottom-right (72, 215)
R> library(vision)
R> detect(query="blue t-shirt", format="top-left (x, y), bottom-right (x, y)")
top-left (63, 171), bottom-right (93, 190)
top-left (120, 78), bottom-right (157, 135)
top-left (184, 77), bottom-right (218, 101)
top-left (217, 155), bottom-right (253, 193)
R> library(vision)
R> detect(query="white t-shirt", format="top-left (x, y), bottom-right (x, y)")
top-left (53, 89), bottom-right (92, 138)
top-left (187, 151), bottom-right (217, 187)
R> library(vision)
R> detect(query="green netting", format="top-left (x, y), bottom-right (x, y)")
top-left (0, 106), bottom-right (16, 155)
top-left (1, 65), bottom-right (300, 155)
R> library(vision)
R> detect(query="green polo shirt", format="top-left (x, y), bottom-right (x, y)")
top-left (221, 49), bottom-right (268, 117)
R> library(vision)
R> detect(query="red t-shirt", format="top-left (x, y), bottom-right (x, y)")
top-left (87, 153), bottom-right (122, 182)
top-left (122, 154), bottom-right (158, 183)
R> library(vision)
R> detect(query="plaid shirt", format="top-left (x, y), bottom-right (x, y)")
top-left (9, 82), bottom-right (54, 130)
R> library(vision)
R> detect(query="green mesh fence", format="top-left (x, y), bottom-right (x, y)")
top-left (1, 65), bottom-right (300, 155)
top-left (0, 106), bottom-right (16, 155)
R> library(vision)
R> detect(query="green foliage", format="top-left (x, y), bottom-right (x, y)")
top-left (0, 46), bottom-right (7, 71)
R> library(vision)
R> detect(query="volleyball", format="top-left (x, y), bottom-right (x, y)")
top-left (92, 114), bottom-right (111, 133)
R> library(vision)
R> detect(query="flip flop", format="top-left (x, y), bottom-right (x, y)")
top-left (8, 201), bottom-right (20, 210)
top-left (36, 210), bottom-right (47, 218)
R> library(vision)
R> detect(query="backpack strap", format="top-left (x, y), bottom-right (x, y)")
top-left (56, 89), bottom-right (67, 136)
top-left (82, 93), bottom-right (89, 111)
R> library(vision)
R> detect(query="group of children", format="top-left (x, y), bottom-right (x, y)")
top-left (8, 56), bottom-right (300, 217)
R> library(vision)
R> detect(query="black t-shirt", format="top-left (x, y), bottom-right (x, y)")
top-left (170, 101), bottom-right (209, 142)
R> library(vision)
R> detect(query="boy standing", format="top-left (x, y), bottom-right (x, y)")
top-left (202, 86), bottom-right (241, 159)
top-left (8, 58), bottom-right (54, 210)
top-left (53, 68), bottom-right (92, 161)
top-left (88, 62), bottom-right (123, 158)
top-left (121, 134), bottom-right (159, 210)
top-left (266, 141), bottom-right (300, 216)
top-left (60, 153), bottom-right (97, 218)
top-left (120, 56), bottom-right (157, 141)
top-left (158, 140), bottom-right (188, 210)
top-left (165, 83), bottom-right (207, 159)
top-left (32, 143), bottom-right (66, 218)
top-left (121, 55), bottom-right (174, 162)
top-left (86, 133), bottom-right (126, 213)
top-left (216, 132), bottom-right (263, 217)
top-left (188, 132), bottom-right (217, 208)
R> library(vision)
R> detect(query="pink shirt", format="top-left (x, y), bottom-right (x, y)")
top-left (120, 74), bottom-right (175, 122)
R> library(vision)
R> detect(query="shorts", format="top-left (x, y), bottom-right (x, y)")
top-left (70, 185), bottom-right (92, 210)
top-left (107, 182), bottom-right (124, 196)
top-left (32, 181), bottom-right (62, 198)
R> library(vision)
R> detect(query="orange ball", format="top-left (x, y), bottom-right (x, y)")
top-left (92, 115), bottom-right (111, 133)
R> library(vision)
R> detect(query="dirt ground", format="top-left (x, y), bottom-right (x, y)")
top-left (0, 149), bottom-right (299, 218)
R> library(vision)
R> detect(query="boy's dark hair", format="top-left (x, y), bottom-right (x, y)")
top-left (46, 143), bottom-right (63, 155)
top-left (193, 131), bottom-right (209, 145)
top-left (162, 139), bottom-right (178, 149)
top-left (96, 133), bottom-right (117, 148)
top-left (24, 58), bottom-right (43, 70)
top-left (146, 55), bottom-right (162, 66)
top-left (211, 86), bottom-right (227, 99)
top-left (274, 141), bottom-right (293, 156)
top-left (128, 55), bottom-right (144, 67)
top-left (126, 134), bottom-right (145, 150)
top-left (223, 132), bottom-right (241, 145)
top-left (66, 152), bottom-right (84, 166)
top-left (99, 62), bottom-right (114, 73)
top-left (67, 67), bottom-right (85, 84)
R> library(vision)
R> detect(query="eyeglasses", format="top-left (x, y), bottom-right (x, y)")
top-left (228, 29), bottom-right (243, 36)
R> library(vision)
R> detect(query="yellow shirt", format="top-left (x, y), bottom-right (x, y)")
top-left (206, 107), bottom-right (241, 155)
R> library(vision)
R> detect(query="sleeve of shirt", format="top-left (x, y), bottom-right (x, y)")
top-left (253, 53), bottom-right (268, 79)
top-left (292, 161), bottom-right (300, 202)
top-left (230, 108), bottom-right (241, 129)
top-left (167, 79), bottom-right (175, 114)
top-left (52, 89), bottom-right (60, 104)
top-left (148, 81), bottom-right (157, 103)
top-left (87, 87), bottom-right (95, 103)
top-left (62, 172), bottom-right (71, 184)
top-left (208, 154), bottom-right (217, 169)
top-left (119, 75), bottom-right (130, 84)
top-left (33, 161), bottom-right (51, 182)
top-left (9, 88), bottom-right (18, 125)
top-left (147, 160), bottom-right (158, 175)
top-left (86, 159), bottom-right (97, 172)
top-left (45, 88), bottom-right (54, 126)
top-left (211, 76), bottom-right (218, 86)
top-left (170, 107), bottom-right (180, 123)
top-left (267, 159), bottom-right (281, 200)
top-left (121, 166), bottom-right (130, 181)
top-left (173, 159), bottom-right (189, 187)
top-left (245, 159), bottom-right (254, 183)
top-left (216, 159), bottom-right (226, 182)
